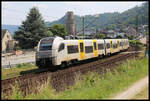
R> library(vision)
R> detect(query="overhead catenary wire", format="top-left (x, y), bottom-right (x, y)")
top-left (76, 16), bottom-right (99, 34)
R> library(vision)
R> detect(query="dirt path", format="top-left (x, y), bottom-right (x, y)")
top-left (111, 76), bottom-right (148, 99)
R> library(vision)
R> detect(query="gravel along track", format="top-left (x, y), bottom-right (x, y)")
top-left (1, 46), bottom-right (140, 99)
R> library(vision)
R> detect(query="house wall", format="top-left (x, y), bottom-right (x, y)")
top-left (2, 30), bottom-right (13, 53)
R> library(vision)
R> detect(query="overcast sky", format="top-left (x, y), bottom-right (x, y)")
top-left (2, 1), bottom-right (145, 25)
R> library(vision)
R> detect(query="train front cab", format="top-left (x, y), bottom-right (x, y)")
top-left (36, 37), bottom-right (55, 68)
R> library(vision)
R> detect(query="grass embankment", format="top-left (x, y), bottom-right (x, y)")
top-left (8, 57), bottom-right (148, 99)
top-left (2, 63), bottom-right (37, 80)
top-left (132, 85), bottom-right (149, 99)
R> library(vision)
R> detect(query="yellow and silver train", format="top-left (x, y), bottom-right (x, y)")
top-left (35, 36), bottom-right (129, 68)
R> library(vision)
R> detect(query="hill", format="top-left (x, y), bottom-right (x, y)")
top-left (46, 2), bottom-right (148, 33)
top-left (2, 24), bottom-right (19, 36)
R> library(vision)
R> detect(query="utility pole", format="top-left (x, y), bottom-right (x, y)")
top-left (136, 15), bottom-right (138, 38)
top-left (75, 27), bottom-right (76, 39)
top-left (83, 17), bottom-right (85, 39)
top-left (94, 28), bottom-right (97, 39)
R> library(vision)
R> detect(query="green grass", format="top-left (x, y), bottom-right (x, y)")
top-left (6, 57), bottom-right (148, 99)
top-left (2, 63), bottom-right (37, 80)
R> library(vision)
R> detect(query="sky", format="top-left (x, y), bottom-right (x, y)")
top-left (2, 1), bottom-right (145, 25)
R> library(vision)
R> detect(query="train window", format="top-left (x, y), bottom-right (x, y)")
top-left (39, 43), bottom-right (52, 51)
top-left (40, 37), bottom-right (54, 44)
top-left (67, 45), bottom-right (79, 54)
top-left (93, 42), bottom-right (97, 50)
top-left (74, 45), bottom-right (79, 53)
top-left (58, 43), bottom-right (65, 52)
top-left (120, 42), bottom-right (122, 46)
top-left (121, 42), bottom-right (123, 46)
top-left (98, 44), bottom-right (104, 50)
top-left (85, 46), bottom-right (93, 53)
top-left (113, 43), bottom-right (115, 48)
top-left (113, 43), bottom-right (117, 48)
top-left (116, 43), bottom-right (117, 48)
top-left (106, 43), bottom-right (110, 49)
top-left (39, 38), bottom-right (54, 51)
top-left (80, 43), bottom-right (84, 52)
top-left (123, 41), bottom-right (125, 45)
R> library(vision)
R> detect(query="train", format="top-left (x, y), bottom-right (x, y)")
top-left (35, 36), bottom-right (129, 68)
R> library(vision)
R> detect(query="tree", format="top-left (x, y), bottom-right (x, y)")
top-left (14, 7), bottom-right (51, 49)
top-left (95, 33), bottom-right (106, 39)
top-left (50, 24), bottom-right (67, 38)
top-left (116, 35), bottom-right (122, 38)
top-left (143, 31), bottom-right (148, 36)
top-left (78, 33), bottom-right (84, 36)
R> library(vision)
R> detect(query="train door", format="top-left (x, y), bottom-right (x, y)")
top-left (117, 40), bottom-right (120, 52)
top-left (79, 40), bottom-right (85, 60)
top-left (110, 40), bottom-right (113, 53)
top-left (93, 40), bottom-right (98, 57)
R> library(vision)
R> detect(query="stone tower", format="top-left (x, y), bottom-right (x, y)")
top-left (66, 11), bottom-right (75, 36)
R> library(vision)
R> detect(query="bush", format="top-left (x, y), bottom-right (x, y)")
top-left (16, 64), bottom-right (22, 68)
top-left (129, 40), bottom-right (143, 46)
top-left (16, 63), bottom-right (33, 68)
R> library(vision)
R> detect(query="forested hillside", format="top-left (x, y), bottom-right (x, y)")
top-left (46, 2), bottom-right (148, 32)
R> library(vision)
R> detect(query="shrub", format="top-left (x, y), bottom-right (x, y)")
top-left (129, 40), bottom-right (143, 46)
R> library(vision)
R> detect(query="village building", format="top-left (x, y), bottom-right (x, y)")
top-left (2, 29), bottom-right (18, 53)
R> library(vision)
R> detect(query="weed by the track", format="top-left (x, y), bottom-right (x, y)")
top-left (8, 57), bottom-right (148, 99)
top-left (2, 63), bottom-right (37, 80)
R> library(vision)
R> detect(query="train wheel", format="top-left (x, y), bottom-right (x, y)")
top-left (71, 59), bottom-right (78, 65)
top-left (61, 62), bottom-right (67, 69)
top-left (38, 65), bottom-right (43, 69)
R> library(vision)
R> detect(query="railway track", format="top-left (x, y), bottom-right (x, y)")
top-left (1, 46), bottom-right (141, 99)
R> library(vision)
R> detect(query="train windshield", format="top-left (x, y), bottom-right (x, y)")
top-left (39, 37), bottom-right (54, 51)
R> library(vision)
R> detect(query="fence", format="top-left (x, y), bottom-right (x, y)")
top-left (2, 62), bottom-right (35, 69)
top-left (2, 51), bottom-right (36, 69)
